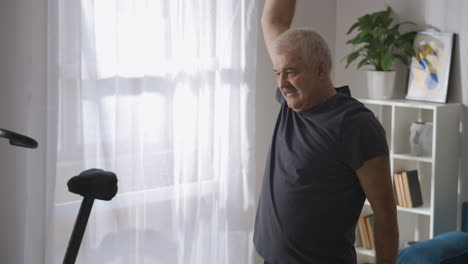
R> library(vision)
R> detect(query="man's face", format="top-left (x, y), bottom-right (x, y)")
top-left (273, 49), bottom-right (320, 112)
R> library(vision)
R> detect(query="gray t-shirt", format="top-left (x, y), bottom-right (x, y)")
top-left (253, 86), bottom-right (388, 264)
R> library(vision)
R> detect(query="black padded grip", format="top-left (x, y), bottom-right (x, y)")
top-left (67, 169), bottom-right (118, 201)
top-left (0, 128), bottom-right (38, 149)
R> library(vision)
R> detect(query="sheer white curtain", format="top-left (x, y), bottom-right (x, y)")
top-left (51, 0), bottom-right (259, 263)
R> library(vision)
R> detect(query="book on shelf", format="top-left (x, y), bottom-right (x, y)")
top-left (392, 173), bottom-right (399, 206)
top-left (358, 215), bottom-right (370, 249)
top-left (393, 170), bottom-right (423, 208)
top-left (402, 170), bottom-right (423, 207)
top-left (357, 214), bottom-right (375, 249)
top-left (365, 214), bottom-right (375, 249)
top-left (393, 172), bottom-right (400, 206)
top-left (401, 171), bottom-right (413, 208)
top-left (355, 224), bottom-right (363, 247)
top-left (394, 172), bottom-right (407, 207)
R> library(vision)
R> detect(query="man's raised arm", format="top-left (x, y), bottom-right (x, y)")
top-left (261, 0), bottom-right (296, 60)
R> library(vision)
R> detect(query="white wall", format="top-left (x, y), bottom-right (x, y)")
top-left (0, 0), bottom-right (48, 263)
top-left (334, 0), bottom-right (468, 226)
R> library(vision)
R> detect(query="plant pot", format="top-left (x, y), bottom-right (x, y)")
top-left (366, 70), bottom-right (396, 100)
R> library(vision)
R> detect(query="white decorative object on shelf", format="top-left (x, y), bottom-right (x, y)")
top-left (409, 121), bottom-right (433, 156)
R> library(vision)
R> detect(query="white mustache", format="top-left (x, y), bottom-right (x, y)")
top-left (282, 86), bottom-right (297, 93)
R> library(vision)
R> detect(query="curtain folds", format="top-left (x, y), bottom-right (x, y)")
top-left (51, 0), bottom-right (258, 263)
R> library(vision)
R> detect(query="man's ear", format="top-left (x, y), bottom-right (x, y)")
top-left (317, 61), bottom-right (329, 79)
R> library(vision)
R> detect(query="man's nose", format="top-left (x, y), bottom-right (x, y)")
top-left (277, 74), bottom-right (289, 88)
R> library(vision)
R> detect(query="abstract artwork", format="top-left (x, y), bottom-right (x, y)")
top-left (405, 31), bottom-right (454, 103)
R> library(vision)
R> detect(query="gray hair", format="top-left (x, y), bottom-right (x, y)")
top-left (273, 28), bottom-right (332, 70)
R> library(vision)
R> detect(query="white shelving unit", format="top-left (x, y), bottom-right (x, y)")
top-left (355, 98), bottom-right (461, 263)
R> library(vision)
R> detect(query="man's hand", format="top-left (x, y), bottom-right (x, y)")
top-left (356, 155), bottom-right (399, 264)
top-left (261, 0), bottom-right (296, 60)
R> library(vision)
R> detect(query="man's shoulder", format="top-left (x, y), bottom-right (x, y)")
top-left (335, 85), bottom-right (351, 97)
top-left (334, 94), bottom-right (377, 127)
top-left (333, 86), bottom-right (369, 112)
top-left (334, 93), bottom-right (369, 115)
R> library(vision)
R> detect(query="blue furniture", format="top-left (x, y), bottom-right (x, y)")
top-left (398, 202), bottom-right (468, 264)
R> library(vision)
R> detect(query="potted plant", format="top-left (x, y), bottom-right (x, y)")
top-left (345, 6), bottom-right (417, 100)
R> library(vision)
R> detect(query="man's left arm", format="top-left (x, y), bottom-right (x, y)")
top-left (356, 155), bottom-right (398, 264)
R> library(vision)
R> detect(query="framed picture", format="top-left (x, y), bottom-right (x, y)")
top-left (405, 31), bottom-right (454, 103)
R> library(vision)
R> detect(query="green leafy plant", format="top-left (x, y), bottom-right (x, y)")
top-left (345, 7), bottom-right (417, 71)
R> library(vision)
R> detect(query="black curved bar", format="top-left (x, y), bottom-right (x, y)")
top-left (63, 197), bottom-right (94, 264)
top-left (0, 128), bottom-right (38, 149)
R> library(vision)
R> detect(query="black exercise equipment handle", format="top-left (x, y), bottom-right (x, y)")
top-left (0, 128), bottom-right (38, 149)
top-left (63, 197), bottom-right (95, 264)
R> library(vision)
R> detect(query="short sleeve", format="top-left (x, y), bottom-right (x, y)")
top-left (341, 111), bottom-right (389, 171)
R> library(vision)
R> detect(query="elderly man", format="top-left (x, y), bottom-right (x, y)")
top-left (253, 1), bottom-right (399, 264)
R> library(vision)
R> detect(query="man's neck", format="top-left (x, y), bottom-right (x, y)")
top-left (314, 83), bottom-right (337, 105)
top-left (293, 86), bottom-right (337, 112)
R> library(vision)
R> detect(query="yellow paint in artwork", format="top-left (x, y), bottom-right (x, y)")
top-left (413, 67), bottom-right (426, 90)
top-left (414, 43), bottom-right (443, 90)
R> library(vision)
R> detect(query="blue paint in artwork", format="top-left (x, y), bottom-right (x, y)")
top-left (419, 58), bottom-right (428, 70)
top-left (425, 73), bottom-right (439, 89)
top-left (416, 43), bottom-right (441, 90)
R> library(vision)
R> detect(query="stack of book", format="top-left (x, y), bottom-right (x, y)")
top-left (393, 170), bottom-right (423, 208)
top-left (358, 214), bottom-right (375, 249)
